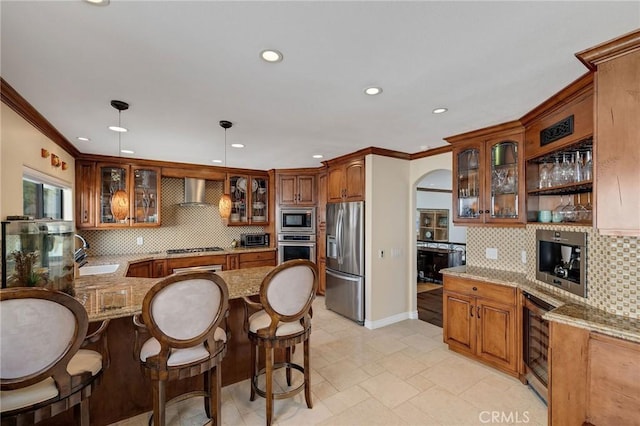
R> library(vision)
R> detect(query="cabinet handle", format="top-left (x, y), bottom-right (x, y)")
top-left (470, 305), bottom-right (474, 317)
top-left (472, 286), bottom-right (477, 291)
top-left (476, 306), bottom-right (481, 318)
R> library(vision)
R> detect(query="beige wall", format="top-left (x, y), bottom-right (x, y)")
top-left (364, 154), bottom-right (412, 327)
top-left (1, 103), bottom-right (76, 219)
top-left (363, 152), bottom-right (454, 328)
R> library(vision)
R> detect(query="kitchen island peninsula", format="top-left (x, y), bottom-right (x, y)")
top-left (45, 258), bottom-right (276, 426)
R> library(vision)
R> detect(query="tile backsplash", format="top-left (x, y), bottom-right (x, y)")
top-left (467, 225), bottom-right (639, 319)
top-left (81, 178), bottom-right (264, 256)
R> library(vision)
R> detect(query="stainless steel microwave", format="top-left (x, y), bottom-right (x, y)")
top-left (277, 207), bottom-right (315, 234)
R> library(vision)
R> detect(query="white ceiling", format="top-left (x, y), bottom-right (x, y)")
top-left (2, 1), bottom-right (638, 170)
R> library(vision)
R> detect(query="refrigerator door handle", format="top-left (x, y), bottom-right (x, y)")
top-left (326, 268), bottom-right (361, 282)
top-left (336, 207), bottom-right (344, 265)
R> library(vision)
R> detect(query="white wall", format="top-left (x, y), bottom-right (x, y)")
top-left (1, 103), bottom-right (76, 220)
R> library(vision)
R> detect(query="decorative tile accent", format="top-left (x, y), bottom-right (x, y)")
top-left (81, 179), bottom-right (264, 256)
top-left (466, 227), bottom-right (527, 273)
top-left (467, 224), bottom-right (639, 319)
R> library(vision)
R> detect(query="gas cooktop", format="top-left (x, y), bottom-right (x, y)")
top-left (166, 247), bottom-right (224, 254)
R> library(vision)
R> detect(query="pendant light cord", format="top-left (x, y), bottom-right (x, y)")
top-left (118, 110), bottom-right (122, 157)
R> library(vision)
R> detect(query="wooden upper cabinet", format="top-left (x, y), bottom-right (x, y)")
top-left (576, 29), bottom-right (640, 236)
top-left (75, 161), bottom-right (95, 229)
top-left (327, 157), bottom-right (365, 202)
top-left (226, 174), bottom-right (269, 226)
top-left (277, 172), bottom-right (316, 206)
top-left (447, 122), bottom-right (525, 225)
top-left (522, 73), bottom-right (594, 160)
top-left (76, 160), bottom-right (161, 229)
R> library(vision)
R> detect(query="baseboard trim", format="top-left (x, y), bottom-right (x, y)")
top-left (364, 311), bottom-right (415, 330)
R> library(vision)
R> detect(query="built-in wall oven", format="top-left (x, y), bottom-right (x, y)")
top-left (522, 291), bottom-right (556, 405)
top-left (277, 233), bottom-right (316, 264)
top-left (276, 207), bottom-right (317, 264)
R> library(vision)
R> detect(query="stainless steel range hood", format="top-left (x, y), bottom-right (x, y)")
top-left (179, 178), bottom-right (209, 206)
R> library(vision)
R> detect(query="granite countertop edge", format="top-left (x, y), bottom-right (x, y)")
top-left (74, 248), bottom-right (276, 322)
top-left (441, 265), bottom-right (640, 344)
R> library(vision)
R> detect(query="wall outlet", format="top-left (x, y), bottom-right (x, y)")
top-left (521, 250), bottom-right (527, 264)
top-left (485, 247), bottom-right (498, 260)
top-left (136, 236), bottom-right (144, 246)
top-left (391, 248), bottom-right (402, 258)
top-left (378, 250), bottom-right (384, 258)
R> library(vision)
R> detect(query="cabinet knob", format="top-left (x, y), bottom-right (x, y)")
top-left (484, 210), bottom-right (490, 214)
top-left (472, 286), bottom-right (477, 291)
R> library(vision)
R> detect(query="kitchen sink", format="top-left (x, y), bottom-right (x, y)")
top-left (78, 264), bottom-right (120, 276)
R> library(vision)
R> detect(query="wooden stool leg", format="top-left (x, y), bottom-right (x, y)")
top-left (304, 337), bottom-right (312, 409)
top-left (204, 369), bottom-right (212, 418)
top-left (286, 346), bottom-right (292, 386)
top-left (266, 346), bottom-right (274, 426)
top-left (74, 398), bottom-right (90, 426)
top-left (250, 341), bottom-right (257, 401)
top-left (152, 379), bottom-right (166, 426)
top-left (212, 365), bottom-right (222, 426)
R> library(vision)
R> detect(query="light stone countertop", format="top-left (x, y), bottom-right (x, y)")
top-left (74, 248), bottom-right (276, 322)
top-left (441, 265), bottom-right (640, 343)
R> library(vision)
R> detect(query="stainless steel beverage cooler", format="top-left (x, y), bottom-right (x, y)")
top-left (1, 220), bottom-right (75, 294)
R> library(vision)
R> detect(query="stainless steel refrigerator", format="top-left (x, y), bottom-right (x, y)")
top-left (326, 201), bottom-right (364, 325)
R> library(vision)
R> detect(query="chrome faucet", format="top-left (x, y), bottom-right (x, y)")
top-left (74, 234), bottom-right (90, 267)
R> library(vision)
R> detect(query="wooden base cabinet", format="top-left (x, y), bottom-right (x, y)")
top-left (443, 276), bottom-right (518, 376)
top-left (548, 321), bottom-right (640, 426)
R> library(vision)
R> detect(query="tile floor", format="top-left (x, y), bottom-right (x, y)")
top-left (112, 296), bottom-right (547, 426)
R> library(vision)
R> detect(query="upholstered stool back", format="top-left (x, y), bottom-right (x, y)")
top-left (134, 271), bottom-right (229, 426)
top-left (1, 287), bottom-right (107, 426)
top-left (243, 260), bottom-right (318, 426)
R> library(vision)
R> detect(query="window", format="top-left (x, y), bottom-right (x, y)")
top-left (22, 168), bottom-right (72, 220)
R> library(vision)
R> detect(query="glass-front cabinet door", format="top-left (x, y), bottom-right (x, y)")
top-left (229, 175), bottom-right (248, 224)
top-left (488, 141), bottom-right (519, 220)
top-left (484, 134), bottom-right (525, 224)
top-left (131, 166), bottom-right (160, 225)
top-left (98, 164), bottom-right (129, 226)
top-left (250, 176), bottom-right (268, 224)
top-left (97, 163), bottom-right (160, 227)
top-left (454, 145), bottom-right (482, 222)
top-left (227, 174), bottom-right (269, 225)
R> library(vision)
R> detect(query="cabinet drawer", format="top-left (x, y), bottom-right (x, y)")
top-left (167, 255), bottom-right (227, 270)
top-left (444, 276), bottom-right (516, 305)
top-left (239, 251), bottom-right (276, 263)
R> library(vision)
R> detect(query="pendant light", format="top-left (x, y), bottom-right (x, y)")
top-left (218, 120), bottom-right (233, 219)
top-left (109, 100), bottom-right (130, 222)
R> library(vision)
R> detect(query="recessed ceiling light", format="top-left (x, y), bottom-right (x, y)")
top-left (260, 50), bottom-right (283, 63)
top-left (432, 107), bottom-right (448, 114)
top-left (120, 149), bottom-right (134, 154)
top-left (212, 159), bottom-right (223, 164)
top-left (77, 137), bottom-right (91, 142)
top-left (364, 87), bottom-right (382, 96)
top-left (231, 143), bottom-right (244, 148)
top-left (312, 154), bottom-right (324, 159)
top-left (84, 0), bottom-right (110, 5)
top-left (108, 125), bottom-right (128, 132)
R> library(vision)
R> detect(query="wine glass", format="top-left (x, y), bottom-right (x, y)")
top-left (551, 157), bottom-right (563, 186)
top-left (560, 153), bottom-right (574, 184)
top-left (539, 162), bottom-right (551, 189)
top-left (561, 198), bottom-right (577, 222)
top-left (575, 193), bottom-right (588, 222)
top-left (553, 196), bottom-right (566, 222)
